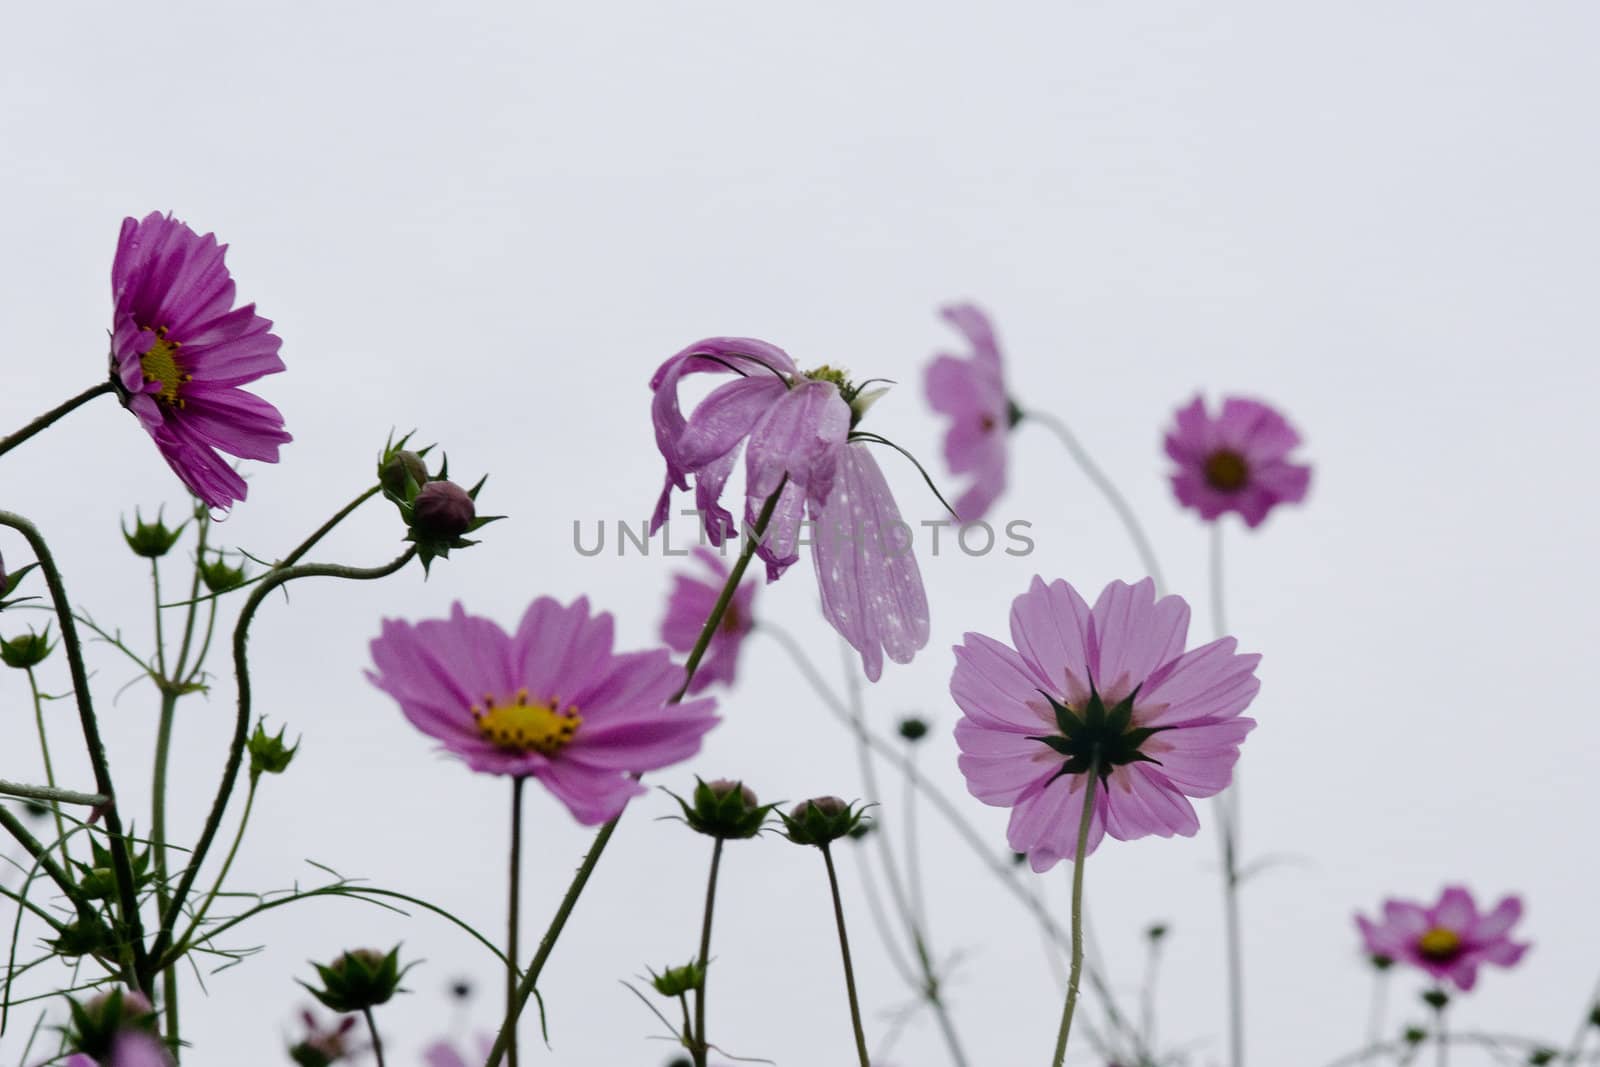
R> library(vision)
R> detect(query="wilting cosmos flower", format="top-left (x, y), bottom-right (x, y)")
top-left (650, 338), bottom-right (929, 681)
top-left (1164, 395), bottom-right (1310, 528)
top-left (110, 211), bottom-right (290, 510)
top-left (1355, 887), bottom-right (1529, 991)
top-left (661, 547), bottom-right (755, 694)
top-left (952, 577), bottom-right (1259, 872)
top-left (367, 597), bottom-right (718, 824)
top-left (925, 303), bottom-right (1013, 522)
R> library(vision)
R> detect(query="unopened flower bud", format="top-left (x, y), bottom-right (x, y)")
top-left (647, 960), bottom-right (706, 998)
top-left (670, 777), bottom-right (771, 840)
top-left (199, 554), bottom-right (247, 594)
top-left (1403, 1027), bottom-right (1427, 1044)
top-left (1368, 953), bottom-right (1394, 971)
top-left (1146, 923), bottom-right (1169, 942)
top-left (248, 720), bottom-right (300, 779)
top-left (301, 946), bottom-right (409, 1013)
top-left (896, 716), bottom-right (929, 742)
top-left (779, 796), bottom-right (869, 847)
top-left (1530, 1049), bottom-right (1558, 1065)
top-left (1, 626), bottom-right (54, 669)
top-left (413, 481), bottom-right (476, 540)
top-left (1590, 1003), bottom-right (1600, 1028)
top-left (379, 449), bottom-right (430, 500)
top-left (1421, 988), bottom-right (1450, 1011)
top-left (122, 508), bottom-right (187, 558)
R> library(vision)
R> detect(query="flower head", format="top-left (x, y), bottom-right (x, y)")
top-left (301, 947), bottom-right (409, 1013)
top-left (422, 1036), bottom-right (494, 1067)
top-left (110, 212), bottom-right (290, 510)
top-left (952, 577), bottom-right (1260, 872)
top-left (1164, 395), bottom-right (1310, 528)
top-left (649, 339), bottom-right (929, 681)
top-left (1355, 887), bottom-right (1529, 991)
top-left (288, 1010), bottom-right (357, 1067)
top-left (368, 597), bottom-right (718, 824)
top-left (779, 796), bottom-right (870, 847)
top-left (924, 303), bottom-right (1013, 522)
top-left (661, 548), bottom-right (755, 694)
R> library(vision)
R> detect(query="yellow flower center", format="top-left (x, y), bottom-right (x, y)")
top-left (1204, 449), bottom-right (1249, 492)
top-left (139, 327), bottom-right (190, 407)
top-left (472, 688), bottom-right (581, 754)
top-left (1417, 927), bottom-right (1462, 961)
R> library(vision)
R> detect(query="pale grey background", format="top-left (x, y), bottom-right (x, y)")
top-left (2, 2), bottom-right (1598, 1064)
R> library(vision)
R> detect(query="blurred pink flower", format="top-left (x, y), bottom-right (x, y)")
top-left (1164, 395), bottom-right (1310, 528)
top-left (423, 1036), bottom-right (493, 1067)
top-left (1356, 887), bottom-right (1530, 991)
top-left (661, 547), bottom-right (756, 694)
top-left (925, 303), bottom-right (1012, 522)
top-left (62, 1032), bottom-right (172, 1066)
top-left (367, 597), bottom-right (718, 824)
top-left (649, 339), bottom-right (929, 681)
top-left (952, 577), bottom-right (1259, 872)
top-left (110, 211), bottom-right (290, 509)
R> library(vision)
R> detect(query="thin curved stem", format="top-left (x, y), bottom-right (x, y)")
top-left (821, 844), bottom-right (871, 1067)
top-left (149, 548), bottom-right (416, 976)
top-left (0, 380), bottom-right (115, 461)
top-left (507, 776), bottom-right (524, 1067)
top-left (151, 558), bottom-right (168, 681)
top-left (1050, 758), bottom-right (1100, 1067)
top-left (691, 838), bottom-right (725, 1067)
top-left (1564, 970), bottom-right (1600, 1063)
top-left (0, 780), bottom-right (106, 809)
top-left (1365, 970), bottom-right (1388, 1061)
top-left (24, 668), bottom-right (71, 868)
top-left (1209, 522), bottom-right (1245, 1067)
top-left (1024, 409), bottom-right (1166, 594)
top-left (484, 487), bottom-right (784, 1067)
top-left (0, 804), bottom-right (87, 911)
top-left (175, 778), bottom-right (258, 952)
top-left (0, 510), bottom-right (146, 986)
top-left (362, 1006), bottom-right (386, 1067)
top-left (152, 688), bottom-right (180, 1050)
top-left (171, 510), bottom-right (211, 682)
top-left (279, 484), bottom-right (382, 570)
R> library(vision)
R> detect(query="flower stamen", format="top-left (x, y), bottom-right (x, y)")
top-left (139, 327), bottom-right (192, 408)
top-left (1203, 449), bottom-right (1249, 492)
top-left (472, 688), bottom-right (581, 754)
top-left (1417, 927), bottom-right (1462, 962)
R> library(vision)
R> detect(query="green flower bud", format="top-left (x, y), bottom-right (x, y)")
top-left (1368, 953), bottom-right (1394, 971)
top-left (647, 960), bottom-right (706, 998)
top-left (1403, 1027), bottom-right (1427, 1044)
top-left (1, 626), bottom-right (54, 669)
top-left (51, 915), bottom-right (118, 958)
top-left (778, 796), bottom-right (870, 847)
top-left (669, 778), bottom-right (772, 840)
top-left (248, 720), bottom-right (300, 780)
top-left (199, 553), bottom-right (248, 594)
top-left (1590, 1002), bottom-right (1600, 1028)
top-left (1146, 923), bottom-right (1169, 942)
top-left (301, 946), bottom-right (410, 1013)
top-left (78, 866), bottom-right (121, 900)
top-left (1421, 989), bottom-right (1450, 1011)
top-left (379, 449), bottom-right (430, 501)
top-left (1529, 1048), bottom-right (1558, 1065)
top-left (896, 716), bottom-right (929, 742)
top-left (122, 507), bottom-right (187, 558)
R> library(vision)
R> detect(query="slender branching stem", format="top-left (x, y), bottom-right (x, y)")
top-left (279, 484), bottom-right (382, 570)
top-left (362, 1006), bottom-right (386, 1067)
top-left (1563, 970), bottom-right (1600, 1063)
top-left (1209, 522), bottom-right (1246, 1067)
top-left (507, 776), bottom-right (525, 1067)
top-left (0, 805), bottom-right (89, 912)
top-left (0, 381), bottom-right (115, 461)
top-left (0, 510), bottom-right (146, 986)
top-left (484, 486), bottom-right (784, 1067)
top-left (691, 838), bottom-right (725, 1067)
top-left (1051, 756), bottom-right (1101, 1067)
top-left (821, 844), bottom-right (872, 1067)
top-left (175, 778), bottom-right (259, 952)
top-left (171, 510), bottom-right (211, 682)
top-left (0, 780), bottom-right (105, 809)
top-left (151, 687), bottom-right (181, 1049)
top-left (24, 667), bottom-right (71, 867)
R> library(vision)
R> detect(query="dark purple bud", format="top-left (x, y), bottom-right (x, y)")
top-left (412, 481), bottom-right (475, 540)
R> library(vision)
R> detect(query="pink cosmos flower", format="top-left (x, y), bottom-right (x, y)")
top-left (423, 1035), bottom-right (493, 1067)
top-left (367, 597), bottom-right (718, 825)
top-left (952, 577), bottom-right (1259, 872)
top-left (110, 211), bottom-right (290, 510)
top-left (650, 338), bottom-right (929, 681)
top-left (63, 1033), bottom-right (172, 1067)
top-left (1164, 395), bottom-right (1310, 528)
top-left (661, 547), bottom-right (756, 694)
top-left (925, 303), bottom-right (1012, 522)
top-left (1355, 887), bottom-right (1530, 991)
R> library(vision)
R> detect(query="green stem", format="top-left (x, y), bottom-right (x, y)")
top-left (25, 668), bottom-right (71, 868)
top-left (175, 777), bottom-right (257, 954)
top-left (0, 804), bottom-right (89, 913)
top-left (1051, 758), bottom-right (1101, 1067)
top-left (508, 776), bottom-right (524, 1067)
top-left (1434, 996), bottom-right (1449, 1067)
top-left (691, 837), bottom-right (725, 1067)
top-left (152, 689), bottom-right (180, 1053)
top-left (149, 549), bottom-right (416, 977)
top-left (1210, 522), bottom-right (1245, 1067)
top-left (0, 780), bottom-right (106, 808)
top-left (151, 558), bottom-right (168, 681)
top-left (1563, 971), bottom-right (1600, 1063)
top-left (362, 1006), bottom-right (386, 1067)
top-left (0, 510), bottom-right (146, 987)
top-left (484, 486), bottom-right (784, 1067)
top-left (171, 510), bottom-right (211, 682)
top-left (821, 844), bottom-right (871, 1067)
top-left (280, 484), bottom-right (381, 569)
top-left (1026, 408), bottom-right (1167, 595)
top-left (0, 380), bottom-right (115, 461)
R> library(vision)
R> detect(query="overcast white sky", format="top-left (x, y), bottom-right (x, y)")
top-left (4, 2), bottom-right (1600, 1064)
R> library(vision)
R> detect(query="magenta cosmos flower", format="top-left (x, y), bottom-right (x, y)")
top-left (367, 597), bottom-right (718, 825)
top-left (924, 303), bottom-right (1013, 522)
top-left (110, 211), bottom-right (290, 510)
top-left (64, 1033), bottom-right (172, 1067)
top-left (424, 1036), bottom-right (493, 1067)
top-left (1164, 395), bottom-right (1310, 528)
top-left (1356, 887), bottom-right (1529, 991)
top-left (952, 577), bottom-right (1259, 872)
top-left (661, 547), bottom-right (756, 694)
top-left (650, 338), bottom-right (929, 681)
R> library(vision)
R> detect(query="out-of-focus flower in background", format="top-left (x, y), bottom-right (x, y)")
top-left (1164, 394), bottom-right (1310, 528)
top-left (1356, 886), bottom-right (1530, 991)
top-left (925, 302), bottom-right (1013, 522)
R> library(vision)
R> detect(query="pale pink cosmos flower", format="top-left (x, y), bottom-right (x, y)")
top-left (925, 303), bottom-right (1012, 522)
top-left (1164, 395), bottom-right (1310, 528)
top-left (661, 547), bottom-right (756, 694)
top-left (952, 577), bottom-right (1259, 872)
top-left (367, 597), bottom-right (718, 825)
top-left (1356, 887), bottom-right (1530, 991)
top-left (110, 212), bottom-right (290, 510)
top-left (423, 1035), bottom-right (494, 1067)
top-left (62, 1033), bottom-right (172, 1067)
top-left (650, 338), bottom-right (929, 681)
